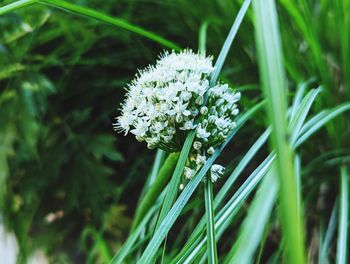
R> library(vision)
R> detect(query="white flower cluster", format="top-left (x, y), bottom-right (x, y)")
top-left (114, 50), bottom-right (241, 182)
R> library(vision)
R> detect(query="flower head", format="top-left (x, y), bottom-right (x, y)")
top-left (115, 49), bottom-right (241, 183)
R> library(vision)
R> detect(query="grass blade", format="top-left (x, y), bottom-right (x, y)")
top-left (294, 154), bottom-right (302, 216)
top-left (210, 0), bottom-right (251, 85)
top-left (152, 132), bottom-right (195, 264)
top-left (199, 20), bottom-right (220, 261)
top-left (147, 150), bottom-right (167, 188)
top-left (215, 155), bottom-right (275, 233)
top-left (110, 205), bottom-right (160, 264)
top-left (226, 165), bottom-right (278, 264)
top-left (0, 0), bottom-right (181, 50)
top-left (279, 1), bottom-right (332, 88)
top-left (295, 103), bottom-right (350, 148)
top-left (155, 131), bottom-right (195, 231)
top-left (253, 0), bottom-right (306, 263)
top-left (199, 21), bottom-right (209, 55)
top-left (131, 152), bottom-right (179, 231)
top-left (40, 0), bottom-right (181, 50)
top-left (214, 127), bottom-right (270, 207)
top-left (289, 88), bottom-right (321, 145)
top-left (204, 177), bottom-right (218, 264)
top-left (0, 0), bottom-right (37, 15)
top-left (336, 166), bottom-right (349, 264)
top-left (290, 79), bottom-right (315, 121)
top-left (319, 200), bottom-right (338, 264)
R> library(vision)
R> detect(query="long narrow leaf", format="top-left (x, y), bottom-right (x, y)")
top-left (131, 153), bottom-right (179, 231)
top-left (0, 0), bottom-right (180, 50)
top-left (199, 21), bottom-right (209, 55)
top-left (226, 166), bottom-right (278, 264)
top-left (290, 79), bottom-right (315, 120)
top-left (295, 103), bottom-right (350, 148)
top-left (253, 0), bottom-right (306, 262)
top-left (110, 205), bottom-right (160, 264)
top-left (204, 178), bottom-right (218, 264)
top-left (148, 150), bottom-right (167, 187)
top-left (336, 167), bottom-right (349, 264)
top-left (40, 0), bottom-right (181, 50)
top-left (155, 131), bottom-right (195, 232)
top-left (319, 200), bottom-right (338, 264)
top-left (210, 0), bottom-right (251, 85)
top-left (294, 154), bottom-right (302, 216)
top-left (215, 127), bottom-right (270, 207)
top-left (0, 0), bottom-right (37, 15)
top-left (289, 88), bottom-right (321, 145)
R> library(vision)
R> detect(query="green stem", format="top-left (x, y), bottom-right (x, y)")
top-left (0, 0), bottom-right (180, 50)
top-left (252, 0), bottom-right (306, 263)
top-left (39, 0), bottom-right (181, 50)
top-left (199, 21), bottom-right (209, 55)
top-left (337, 166), bottom-right (349, 264)
top-left (131, 152), bottom-right (179, 231)
top-left (0, 0), bottom-right (37, 15)
top-left (204, 176), bottom-right (218, 264)
top-left (155, 131), bottom-right (196, 231)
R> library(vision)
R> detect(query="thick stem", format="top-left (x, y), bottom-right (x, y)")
top-left (131, 152), bottom-right (179, 231)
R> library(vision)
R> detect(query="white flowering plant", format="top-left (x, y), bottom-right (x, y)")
top-left (114, 49), bottom-right (241, 182)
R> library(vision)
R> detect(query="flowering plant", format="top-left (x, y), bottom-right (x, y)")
top-left (115, 50), bottom-right (241, 182)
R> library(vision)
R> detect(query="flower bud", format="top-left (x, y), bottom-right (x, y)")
top-left (193, 141), bottom-right (202, 150)
top-left (200, 106), bottom-right (208, 115)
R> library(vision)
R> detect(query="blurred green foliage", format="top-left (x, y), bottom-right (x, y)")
top-left (0, 1), bottom-right (256, 262)
top-left (1, 0), bottom-right (349, 263)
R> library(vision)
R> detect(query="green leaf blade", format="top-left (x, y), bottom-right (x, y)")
top-left (253, 0), bottom-right (306, 263)
top-left (337, 166), bottom-right (349, 264)
top-left (0, 0), bottom-right (37, 15)
top-left (204, 178), bottom-right (218, 264)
